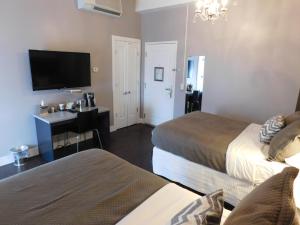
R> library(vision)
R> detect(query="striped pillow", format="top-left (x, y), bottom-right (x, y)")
top-left (259, 115), bottom-right (285, 144)
top-left (171, 190), bottom-right (224, 225)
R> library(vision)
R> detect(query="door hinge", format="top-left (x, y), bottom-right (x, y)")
top-left (143, 113), bottom-right (146, 119)
top-left (137, 108), bottom-right (139, 113)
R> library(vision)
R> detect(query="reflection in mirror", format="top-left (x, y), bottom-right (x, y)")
top-left (185, 56), bottom-right (205, 114)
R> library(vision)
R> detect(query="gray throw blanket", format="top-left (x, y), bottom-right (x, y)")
top-left (152, 112), bottom-right (249, 172)
top-left (0, 149), bottom-right (167, 225)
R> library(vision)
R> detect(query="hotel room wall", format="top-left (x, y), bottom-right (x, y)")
top-left (0, 0), bottom-right (140, 158)
top-left (141, 0), bottom-right (300, 123)
top-left (187, 0), bottom-right (300, 123)
top-left (141, 6), bottom-right (187, 118)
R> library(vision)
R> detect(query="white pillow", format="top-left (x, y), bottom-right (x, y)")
top-left (286, 153), bottom-right (300, 209)
top-left (286, 152), bottom-right (300, 169)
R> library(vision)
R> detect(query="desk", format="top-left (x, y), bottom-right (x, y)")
top-left (34, 106), bottom-right (110, 162)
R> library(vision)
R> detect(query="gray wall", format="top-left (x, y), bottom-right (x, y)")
top-left (141, 6), bottom-right (187, 118)
top-left (0, 0), bottom-right (140, 157)
top-left (141, 0), bottom-right (300, 123)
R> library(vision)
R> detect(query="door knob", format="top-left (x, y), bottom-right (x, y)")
top-left (123, 91), bottom-right (131, 95)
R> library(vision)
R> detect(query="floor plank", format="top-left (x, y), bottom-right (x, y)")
top-left (0, 124), bottom-right (154, 180)
top-left (0, 124), bottom-right (234, 209)
top-left (108, 124), bottom-right (154, 172)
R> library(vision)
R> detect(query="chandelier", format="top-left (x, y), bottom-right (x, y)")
top-left (194, 0), bottom-right (229, 23)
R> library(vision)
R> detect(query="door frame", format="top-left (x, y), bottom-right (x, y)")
top-left (144, 41), bottom-right (178, 125)
top-left (112, 35), bottom-right (141, 130)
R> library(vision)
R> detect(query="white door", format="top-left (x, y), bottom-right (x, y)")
top-left (127, 42), bottom-right (140, 126)
top-left (144, 42), bottom-right (177, 126)
top-left (112, 36), bottom-right (141, 130)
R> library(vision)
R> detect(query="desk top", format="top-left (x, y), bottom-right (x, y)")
top-left (34, 106), bottom-right (110, 124)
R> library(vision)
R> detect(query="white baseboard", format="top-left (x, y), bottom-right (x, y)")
top-left (110, 125), bottom-right (117, 132)
top-left (0, 123), bottom-right (142, 167)
top-left (0, 132), bottom-right (93, 167)
top-left (110, 119), bottom-right (144, 132)
top-left (0, 154), bottom-right (14, 167)
top-left (138, 118), bottom-right (145, 124)
top-left (0, 146), bottom-right (39, 167)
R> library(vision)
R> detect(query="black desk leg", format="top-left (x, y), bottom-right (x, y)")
top-left (35, 118), bottom-right (54, 162)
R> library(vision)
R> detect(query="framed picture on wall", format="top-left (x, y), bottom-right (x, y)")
top-left (154, 67), bottom-right (164, 82)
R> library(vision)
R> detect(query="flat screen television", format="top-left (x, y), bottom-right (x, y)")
top-left (29, 50), bottom-right (91, 91)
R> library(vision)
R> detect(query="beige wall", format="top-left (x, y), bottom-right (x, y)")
top-left (141, 6), bottom-right (187, 118)
top-left (141, 0), bottom-right (300, 123)
top-left (0, 0), bottom-right (140, 157)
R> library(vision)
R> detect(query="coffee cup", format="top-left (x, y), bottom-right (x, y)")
top-left (59, 104), bottom-right (65, 111)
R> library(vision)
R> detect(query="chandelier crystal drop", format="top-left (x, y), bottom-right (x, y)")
top-left (194, 0), bottom-right (229, 23)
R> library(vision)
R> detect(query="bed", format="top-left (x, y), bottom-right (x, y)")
top-left (152, 111), bottom-right (290, 206)
top-left (1, 149), bottom-right (298, 225)
top-left (0, 149), bottom-right (232, 225)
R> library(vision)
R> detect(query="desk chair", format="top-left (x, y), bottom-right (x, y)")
top-left (70, 109), bottom-right (103, 152)
top-left (190, 91), bottom-right (200, 112)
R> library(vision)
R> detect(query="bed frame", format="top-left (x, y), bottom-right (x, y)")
top-left (152, 147), bottom-right (257, 207)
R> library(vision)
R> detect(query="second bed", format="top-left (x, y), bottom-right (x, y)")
top-left (152, 111), bottom-right (292, 206)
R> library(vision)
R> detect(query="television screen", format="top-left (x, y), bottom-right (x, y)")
top-left (29, 50), bottom-right (91, 91)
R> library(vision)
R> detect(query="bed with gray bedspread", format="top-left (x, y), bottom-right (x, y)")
top-left (152, 112), bottom-right (249, 173)
top-left (0, 149), bottom-right (167, 225)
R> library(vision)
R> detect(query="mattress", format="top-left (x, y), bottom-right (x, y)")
top-left (117, 183), bottom-right (232, 225)
top-left (0, 149), bottom-right (167, 225)
top-left (153, 147), bottom-right (300, 210)
top-left (226, 123), bottom-right (288, 185)
top-left (152, 112), bottom-right (249, 172)
top-left (153, 147), bottom-right (256, 206)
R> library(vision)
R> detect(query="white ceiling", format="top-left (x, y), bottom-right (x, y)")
top-left (136, 0), bottom-right (194, 12)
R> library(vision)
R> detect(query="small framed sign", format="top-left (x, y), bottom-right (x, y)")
top-left (154, 67), bottom-right (164, 82)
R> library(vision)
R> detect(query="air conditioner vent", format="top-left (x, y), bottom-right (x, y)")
top-left (77, 0), bottom-right (122, 17)
top-left (93, 5), bottom-right (121, 16)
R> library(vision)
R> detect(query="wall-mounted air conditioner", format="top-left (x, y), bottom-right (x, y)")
top-left (77, 0), bottom-right (122, 17)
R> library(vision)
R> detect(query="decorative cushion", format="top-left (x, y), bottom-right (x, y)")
top-left (269, 120), bottom-right (300, 162)
top-left (171, 190), bottom-right (224, 225)
top-left (224, 167), bottom-right (299, 225)
top-left (259, 115), bottom-right (285, 144)
top-left (286, 111), bottom-right (300, 125)
top-left (286, 153), bottom-right (300, 169)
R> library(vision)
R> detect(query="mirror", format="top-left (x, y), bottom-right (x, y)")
top-left (185, 56), bottom-right (206, 114)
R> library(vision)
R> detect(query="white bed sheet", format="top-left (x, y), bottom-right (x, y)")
top-left (226, 123), bottom-right (288, 185)
top-left (117, 183), bottom-right (231, 225)
top-left (153, 147), bottom-right (300, 210)
top-left (153, 147), bottom-right (255, 206)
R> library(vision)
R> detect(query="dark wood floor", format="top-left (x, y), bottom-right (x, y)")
top-left (109, 124), bottom-right (154, 172)
top-left (0, 124), bottom-right (234, 209)
top-left (0, 124), bottom-right (154, 180)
